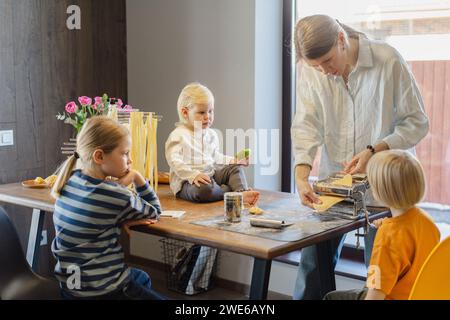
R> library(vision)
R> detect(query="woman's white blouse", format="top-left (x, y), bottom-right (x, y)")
top-left (291, 36), bottom-right (429, 180)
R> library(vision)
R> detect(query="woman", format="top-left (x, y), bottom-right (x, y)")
top-left (291, 14), bottom-right (429, 300)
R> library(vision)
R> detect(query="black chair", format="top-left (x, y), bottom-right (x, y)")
top-left (0, 207), bottom-right (61, 299)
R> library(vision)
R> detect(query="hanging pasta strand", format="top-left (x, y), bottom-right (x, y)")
top-left (144, 113), bottom-right (154, 188)
top-left (138, 113), bottom-right (146, 176)
top-left (130, 112), bottom-right (138, 176)
top-left (130, 112), bottom-right (146, 177)
top-left (152, 117), bottom-right (158, 192)
top-left (108, 108), bottom-right (160, 192)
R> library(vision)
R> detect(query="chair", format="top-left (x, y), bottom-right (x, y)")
top-left (409, 236), bottom-right (450, 300)
top-left (0, 207), bottom-right (61, 300)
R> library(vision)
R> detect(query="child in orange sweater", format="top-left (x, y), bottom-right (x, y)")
top-left (325, 150), bottom-right (440, 300)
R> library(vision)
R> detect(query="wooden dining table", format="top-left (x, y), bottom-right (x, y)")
top-left (0, 182), bottom-right (389, 300)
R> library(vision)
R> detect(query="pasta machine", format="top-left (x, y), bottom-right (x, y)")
top-left (312, 173), bottom-right (370, 220)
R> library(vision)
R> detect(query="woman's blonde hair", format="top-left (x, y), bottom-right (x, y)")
top-left (367, 150), bottom-right (426, 209)
top-left (51, 116), bottom-right (129, 199)
top-left (294, 14), bottom-right (364, 62)
top-left (176, 82), bottom-right (214, 126)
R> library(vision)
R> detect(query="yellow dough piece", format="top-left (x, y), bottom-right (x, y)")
top-left (34, 177), bottom-right (45, 184)
top-left (44, 175), bottom-right (57, 186)
top-left (313, 196), bottom-right (345, 213)
top-left (331, 174), bottom-right (352, 187)
top-left (249, 206), bottom-right (263, 215)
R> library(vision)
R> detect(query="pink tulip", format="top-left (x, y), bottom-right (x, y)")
top-left (117, 99), bottom-right (123, 108)
top-left (78, 96), bottom-right (92, 106)
top-left (123, 105), bottom-right (133, 112)
top-left (93, 96), bottom-right (103, 110)
top-left (94, 96), bottom-right (103, 105)
top-left (65, 101), bottom-right (77, 114)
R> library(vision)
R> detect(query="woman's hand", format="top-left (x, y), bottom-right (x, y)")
top-left (343, 149), bottom-right (373, 174)
top-left (193, 173), bottom-right (211, 187)
top-left (295, 164), bottom-right (321, 208)
top-left (296, 179), bottom-right (322, 209)
top-left (344, 143), bottom-right (389, 174)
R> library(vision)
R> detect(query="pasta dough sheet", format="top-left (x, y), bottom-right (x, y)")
top-left (313, 195), bottom-right (345, 213)
top-left (331, 174), bottom-right (352, 187)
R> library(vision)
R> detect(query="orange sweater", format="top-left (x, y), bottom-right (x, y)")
top-left (366, 207), bottom-right (440, 300)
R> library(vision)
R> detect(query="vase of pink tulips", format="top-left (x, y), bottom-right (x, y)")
top-left (56, 94), bottom-right (131, 134)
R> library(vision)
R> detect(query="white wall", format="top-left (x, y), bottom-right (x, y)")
top-left (127, 0), bottom-right (257, 184)
top-left (127, 0), bottom-right (283, 190)
top-left (127, 0), bottom-right (288, 295)
top-left (254, 0), bottom-right (282, 190)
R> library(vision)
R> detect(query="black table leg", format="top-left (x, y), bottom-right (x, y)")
top-left (316, 240), bottom-right (336, 296)
top-left (26, 208), bottom-right (45, 271)
top-left (249, 258), bottom-right (272, 300)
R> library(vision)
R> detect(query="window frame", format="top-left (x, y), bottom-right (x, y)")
top-left (281, 0), bottom-right (296, 193)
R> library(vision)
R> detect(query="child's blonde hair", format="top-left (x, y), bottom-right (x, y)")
top-left (51, 116), bottom-right (129, 199)
top-left (176, 82), bottom-right (214, 125)
top-left (367, 150), bottom-right (425, 209)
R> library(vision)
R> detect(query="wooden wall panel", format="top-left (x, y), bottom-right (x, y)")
top-left (0, 0), bottom-right (127, 276)
top-left (13, 0), bottom-right (46, 173)
top-left (0, 0), bottom-right (15, 123)
top-left (41, 0), bottom-right (74, 176)
top-left (92, 0), bottom-right (128, 99)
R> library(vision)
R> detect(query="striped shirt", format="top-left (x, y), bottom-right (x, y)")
top-left (51, 170), bottom-right (161, 298)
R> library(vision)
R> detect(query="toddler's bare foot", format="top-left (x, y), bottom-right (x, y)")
top-left (242, 190), bottom-right (260, 206)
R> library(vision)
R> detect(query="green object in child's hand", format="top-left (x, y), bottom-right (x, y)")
top-left (236, 148), bottom-right (251, 160)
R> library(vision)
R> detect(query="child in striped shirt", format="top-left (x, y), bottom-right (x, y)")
top-left (51, 116), bottom-right (165, 300)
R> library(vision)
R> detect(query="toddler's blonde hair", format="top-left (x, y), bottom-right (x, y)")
top-left (176, 82), bottom-right (214, 126)
top-left (367, 150), bottom-right (425, 209)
